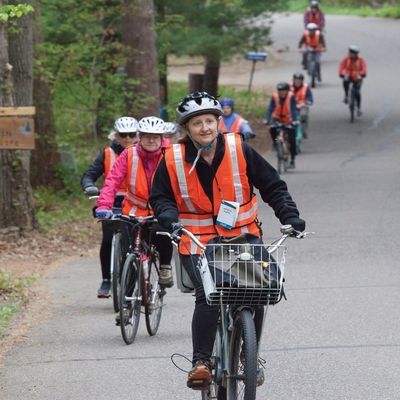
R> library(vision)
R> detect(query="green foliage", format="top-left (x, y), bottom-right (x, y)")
top-left (0, 3), bottom-right (34, 21)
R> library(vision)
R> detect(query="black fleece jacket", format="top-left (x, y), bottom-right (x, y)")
top-left (80, 141), bottom-right (125, 190)
top-left (149, 134), bottom-right (301, 230)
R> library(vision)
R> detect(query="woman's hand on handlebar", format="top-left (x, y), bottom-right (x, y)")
top-left (95, 209), bottom-right (112, 219)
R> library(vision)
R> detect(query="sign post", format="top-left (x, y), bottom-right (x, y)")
top-left (0, 107), bottom-right (36, 149)
top-left (246, 52), bottom-right (268, 92)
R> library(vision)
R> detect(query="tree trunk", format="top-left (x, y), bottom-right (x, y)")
top-left (30, 1), bottom-right (62, 189)
top-left (122, 0), bottom-right (160, 118)
top-left (0, 0), bottom-right (39, 230)
top-left (203, 54), bottom-right (220, 97)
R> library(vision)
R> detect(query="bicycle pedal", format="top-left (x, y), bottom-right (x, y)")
top-left (97, 294), bottom-right (111, 299)
top-left (159, 289), bottom-right (167, 298)
top-left (187, 379), bottom-right (211, 390)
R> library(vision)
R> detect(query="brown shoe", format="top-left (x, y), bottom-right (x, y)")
top-left (187, 360), bottom-right (211, 390)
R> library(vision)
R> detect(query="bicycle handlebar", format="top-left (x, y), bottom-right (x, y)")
top-left (157, 224), bottom-right (314, 254)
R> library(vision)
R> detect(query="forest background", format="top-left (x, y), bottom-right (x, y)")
top-left (0, 0), bottom-right (399, 340)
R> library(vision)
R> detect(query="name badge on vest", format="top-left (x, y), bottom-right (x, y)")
top-left (216, 200), bottom-right (239, 230)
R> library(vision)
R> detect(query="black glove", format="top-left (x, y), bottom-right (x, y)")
top-left (283, 217), bottom-right (306, 232)
top-left (84, 186), bottom-right (100, 196)
top-left (339, 74), bottom-right (344, 78)
top-left (360, 74), bottom-right (366, 78)
top-left (171, 222), bottom-right (184, 236)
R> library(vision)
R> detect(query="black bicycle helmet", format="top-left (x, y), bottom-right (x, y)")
top-left (293, 72), bottom-right (304, 80)
top-left (175, 92), bottom-right (223, 125)
top-left (277, 82), bottom-right (290, 91)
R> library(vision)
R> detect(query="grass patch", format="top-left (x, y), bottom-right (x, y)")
top-left (0, 271), bottom-right (40, 333)
top-left (287, 0), bottom-right (400, 18)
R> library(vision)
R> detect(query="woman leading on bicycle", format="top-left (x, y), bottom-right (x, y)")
top-left (81, 116), bottom-right (138, 298)
top-left (149, 91), bottom-right (306, 391)
top-left (95, 116), bottom-right (175, 297)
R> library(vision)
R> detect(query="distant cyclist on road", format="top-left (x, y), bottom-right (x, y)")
top-left (218, 97), bottom-right (255, 142)
top-left (338, 45), bottom-right (367, 117)
top-left (81, 117), bottom-right (138, 298)
top-left (298, 22), bottom-right (326, 80)
top-left (290, 72), bottom-right (313, 138)
top-left (263, 82), bottom-right (299, 169)
top-left (303, 0), bottom-right (325, 31)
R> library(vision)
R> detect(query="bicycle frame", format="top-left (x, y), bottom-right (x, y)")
top-left (160, 225), bottom-right (314, 399)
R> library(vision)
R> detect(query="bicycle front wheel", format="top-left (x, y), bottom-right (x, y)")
top-left (349, 92), bottom-right (355, 123)
top-left (111, 232), bottom-right (122, 313)
top-left (227, 310), bottom-right (257, 400)
top-left (119, 254), bottom-right (141, 345)
top-left (145, 250), bottom-right (164, 336)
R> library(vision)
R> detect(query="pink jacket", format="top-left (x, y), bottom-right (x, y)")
top-left (97, 138), bottom-right (170, 210)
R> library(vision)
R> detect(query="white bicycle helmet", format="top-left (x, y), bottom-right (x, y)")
top-left (306, 22), bottom-right (318, 30)
top-left (138, 116), bottom-right (166, 134)
top-left (349, 45), bottom-right (360, 54)
top-left (175, 92), bottom-right (223, 125)
top-left (310, 1), bottom-right (319, 7)
top-left (164, 122), bottom-right (178, 134)
top-left (114, 116), bottom-right (138, 133)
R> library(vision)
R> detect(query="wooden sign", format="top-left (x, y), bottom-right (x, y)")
top-left (0, 117), bottom-right (35, 149)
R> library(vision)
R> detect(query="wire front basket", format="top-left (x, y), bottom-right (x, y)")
top-left (197, 243), bottom-right (286, 306)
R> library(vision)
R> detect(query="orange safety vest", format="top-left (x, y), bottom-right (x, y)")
top-left (343, 57), bottom-right (364, 80)
top-left (164, 133), bottom-right (260, 254)
top-left (304, 30), bottom-right (322, 50)
top-left (306, 8), bottom-right (322, 28)
top-left (122, 146), bottom-right (161, 217)
top-left (290, 83), bottom-right (309, 110)
top-left (219, 115), bottom-right (245, 133)
top-left (272, 92), bottom-right (294, 124)
top-left (103, 147), bottom-right (127, 195)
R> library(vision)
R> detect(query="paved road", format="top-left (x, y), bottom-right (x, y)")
top-left (1, 13), bottom-right (400, 400)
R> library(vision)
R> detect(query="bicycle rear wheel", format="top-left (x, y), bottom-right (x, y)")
top-left (145, 250), bottom-right (164, 336)
top-left (119, 254), bottom-right (141, 344)
top-left (111, 232), bottom-right (122, 313)
top-left (227, 310), bottom-right (257, 400)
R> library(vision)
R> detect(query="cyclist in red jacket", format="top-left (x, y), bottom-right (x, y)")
top-left (338, 45), bottom-right (367, 116)
top-left (304, 0), bottom-right (325, 30)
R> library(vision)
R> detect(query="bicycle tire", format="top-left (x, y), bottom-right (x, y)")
top-left (145, 250), bottom-right (164, 336)
top-left (349, 87), bottom-right (355, 124)
top-left (296, 125), bottom-right (302, 155)
top-left (119, 253), bottom-right (141, 345)
top-left (201, 323), bottom-right (225, 400)
top-left (277, 142), bottom-right (284, 174)
top-left (227, 310), bottom-right (257, 400)
top-left (111, 232), bottom-right (122, 313)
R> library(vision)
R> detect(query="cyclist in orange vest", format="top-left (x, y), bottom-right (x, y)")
top-left (96, 116), bottom-right (174, 296)
top-left (304, 0), bottom-right (325, 30)
top-left (264, 82), bottom-right (299, 168)
top-left (219, 97), bottom-right (255, 141)
top-left (298, 22), bottom-right (326, 80)
top-left (339, 45), bottom-right (367, 116)
top-left (81, 116), bottom-right (137, 298)
top-left (150, 91), bottom-right (305, 390)
top-left (290, 72), bottom-right (313, 138)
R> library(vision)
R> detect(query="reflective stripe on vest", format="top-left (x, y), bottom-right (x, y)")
top-left (304, 30), bottom-right (321, 50)
top-left (345, 57), bottom-right (361, 79)
top-left (103, 147), bottom-right (127, 194)
top-left (219, 116), bottom-right (245, 133)
top-left (272, 92), bottom-right (293, 124)
top-left (122, 146), bottom-right (152, 217)
top-left (164, 133), bottom-right (260, 254)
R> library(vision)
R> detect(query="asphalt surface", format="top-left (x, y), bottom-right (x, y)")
top-left (1, 13), bottom-right (400, 400)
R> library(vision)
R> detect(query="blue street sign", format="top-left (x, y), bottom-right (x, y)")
top-left (246, 52), bottom-right (268, 61)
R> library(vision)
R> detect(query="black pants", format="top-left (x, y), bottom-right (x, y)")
top-left (269, 124), bottom-right (297, 161)
top-left (181, 254), bottom-right (264, 364)
top-left (120, 221), bottom-right (172, 266)
top-left (343, 78), bottom-right (362, 108)
top-left (99, 222), bottom-right (114, 280)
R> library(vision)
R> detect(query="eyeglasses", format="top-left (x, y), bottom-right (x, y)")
top-left (118, 132), bottom-right (136, 138)
top-left (140, 134), bottom-right (162, 141)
